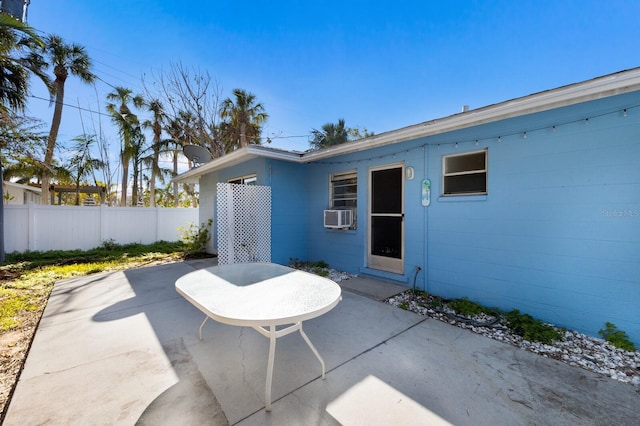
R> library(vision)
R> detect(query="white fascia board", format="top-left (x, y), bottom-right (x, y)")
top-left (303, 67), bottom-right (640, 162)
top-left (173, 145), bottom-right (304, 183)
top-left (3, 181), bottom-right (42, 193)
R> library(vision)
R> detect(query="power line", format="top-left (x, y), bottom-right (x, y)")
top-left (28, 94), bottom-right (113, 118)
top-left (27, 93), bottom-right (314, 141)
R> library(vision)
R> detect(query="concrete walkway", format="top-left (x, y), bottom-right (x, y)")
top-left (4, 260), bottom-right (639, 425)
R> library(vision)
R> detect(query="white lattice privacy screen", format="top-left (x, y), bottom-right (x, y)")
top-left (217, 183), bottom-right (271, 265)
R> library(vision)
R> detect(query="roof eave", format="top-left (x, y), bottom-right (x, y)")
top-left (303, 67), bottom-right (640, 162)
top-left (174, 67), bottom-right (640, 179)
top-left (173, 145), bottom-right (304, 183)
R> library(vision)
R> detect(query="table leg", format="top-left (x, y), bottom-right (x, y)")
top-left (265, 325), bottom-right (277, 412)
top-left (199, 316), bottom-right (208, 341)
top-left (258, 322), bottom-right (326, 412)
top-left (299, 324), bottom-right (326, 379)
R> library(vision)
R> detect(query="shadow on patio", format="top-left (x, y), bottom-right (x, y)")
top-left (4, 260), bottom-right (639, 425)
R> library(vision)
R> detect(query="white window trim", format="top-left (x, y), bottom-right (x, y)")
top-left (228, 173), bottom-right (257, 185)
top-left (330, 170), bottom-right (357, 209)
top-left (329, 170), bottom-right (357, 229)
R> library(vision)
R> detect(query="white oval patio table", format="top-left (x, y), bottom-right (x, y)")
top-left (175, 262), bottom-right (342, 411)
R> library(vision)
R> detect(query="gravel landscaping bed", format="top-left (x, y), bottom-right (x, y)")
top-left (294, 265), bottom-right (640, 393)
top-left (386, 290), bottom-right (640, 392)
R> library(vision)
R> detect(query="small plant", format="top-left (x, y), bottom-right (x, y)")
top-left (398, 302), bottom-right (409, 310)
top-left (289, 259), bottom-right (330, 277)
top-left (3, 193), bottom-right (15, 204)
top-left (430, 296), bottom-right (444, 308)
top-left (100, 239), bottom-right (121, 251)
top-left (311, 267), bottom-right (329, 277)
top-left (503, 309), bottom-right (562, 344)
top-left (412, 290), bottom-right (429, 299)
top-left (448, 297), bottom-right (486, 317)
top-left (599, 322), bottom-right (636, 351)
top-left (178, 219), bottom-right (212, 255)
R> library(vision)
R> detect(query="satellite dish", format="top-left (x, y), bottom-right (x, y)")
top-left (183, 145), bottom-right (213, 167)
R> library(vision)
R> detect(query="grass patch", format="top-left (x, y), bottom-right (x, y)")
top-left (0, 241), bottom-right (197, 332)
top-left (0, 288), bottom-right (39, 330)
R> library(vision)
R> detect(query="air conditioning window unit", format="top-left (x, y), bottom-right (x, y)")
top-left (324, 209), bottom-right (353, 229)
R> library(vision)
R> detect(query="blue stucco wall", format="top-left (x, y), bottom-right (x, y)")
top-left (266, 159), bottom-right (309, 264)
top-left (303, 92), bottom-right (640, 344)
top-left (306, 142), bottom-right (429, 282)
top-left (424, 94), bottom-right (640, 344)
top-left (199, 157), bottom-right (309, 265)
top-left (199, 91), bottom-right (639, 344)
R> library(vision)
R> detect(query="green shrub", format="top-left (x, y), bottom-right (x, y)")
top-left (100, 239), bottom-right (121, 251)
top-left (503, 309), bottom-right (562, 344)
top-left (599, 322), bottom-right (636, 351)
top-left (288, 259), bottom-right (330, 276)
top-left (430, 296), bottom-right (444, 308)
top-left (448, 297), bottom-right (486, 317)
top-left (178, 219), bottom-right (212, 255)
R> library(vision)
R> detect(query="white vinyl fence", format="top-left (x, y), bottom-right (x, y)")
top-left (3, 204), bottom-right (199, 253)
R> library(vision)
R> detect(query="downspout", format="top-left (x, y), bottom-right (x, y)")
top-left (412, 266), bottom-right (422, 294)
top-left (423, 144), bottom-right (429, 293)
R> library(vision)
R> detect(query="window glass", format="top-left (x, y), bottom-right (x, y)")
top-left (331, 171), bottom-right (357, 208)
top-left (228, 174), bottom-right (257, 185)
top-left (330, 171), bottom-right (357, 229)
top-left (442, 150), bottom-right (487, 195)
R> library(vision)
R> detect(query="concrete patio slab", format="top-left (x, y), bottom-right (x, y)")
top-left (338, 275), bottom-right (408, 301)
top-left (4, 261), bottom-right (639, 425)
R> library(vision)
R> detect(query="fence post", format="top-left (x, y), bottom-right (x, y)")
top-left (27, 202), bottom-right (35, 251)
top-left (156, 207), bottom-right (160, 242)
top-left (100, 204), bottom-right (107, 244)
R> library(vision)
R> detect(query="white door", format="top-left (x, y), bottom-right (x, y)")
top-left (367, 164), bottom-right (404, 274)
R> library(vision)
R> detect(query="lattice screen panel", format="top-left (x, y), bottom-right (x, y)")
top-left (217, 183), bottom-right (271, 265)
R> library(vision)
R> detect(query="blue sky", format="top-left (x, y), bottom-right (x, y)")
top-left (24, 0), bottom-right (640, 154)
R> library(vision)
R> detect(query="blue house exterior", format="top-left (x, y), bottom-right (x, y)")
top-left (176, 68), bottom-right (640, 345)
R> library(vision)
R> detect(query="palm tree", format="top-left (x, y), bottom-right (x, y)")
top-left (310, 118), bottom-right (350, 150)
top-left (41, 34), bottom-right (95, 205)
top-left (142, 98), bottom-right (171, 207)
top-left (129, 126), bottom-right (146, 206)
top-left (219, 88), bottom-right (268, 151)
top-left (65, 134), bottom-right (105, 205)
top-left (165, 110), bottom-right (197, 204)
top-left (0, 15), bottom-right (48, 113)
top-left (106, 86), bottom-right (144, 206)
top-left (0, 13), bottom-right (48, 260)
top-left (0, 13), bottom-right (43, 45)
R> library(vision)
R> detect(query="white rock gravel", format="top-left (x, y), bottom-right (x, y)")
top-left (386, 290), bottom-right (640, 392)
top-left (295, 265), bottom-right (640, 393)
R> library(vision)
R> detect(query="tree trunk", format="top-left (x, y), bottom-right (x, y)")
top-left (172, 150), bottom-right (178, 206)
top-left (149, 150), bottom-right (159, 208)
top-left (0, 159), bottom-right (5, 261)
top-left (120, 151), bottom-right (129, 206)
top-left (131, 159), bottom-right (139, 207)
top-left (42, 74), bottom-right (67, 204)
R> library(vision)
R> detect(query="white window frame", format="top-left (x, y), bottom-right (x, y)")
top-left (228, 173), bottom-right (257, 185)
top-left (330, 170), bottom-right (357, 229)
top-left (442, 149), bottom-right (487, 196)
